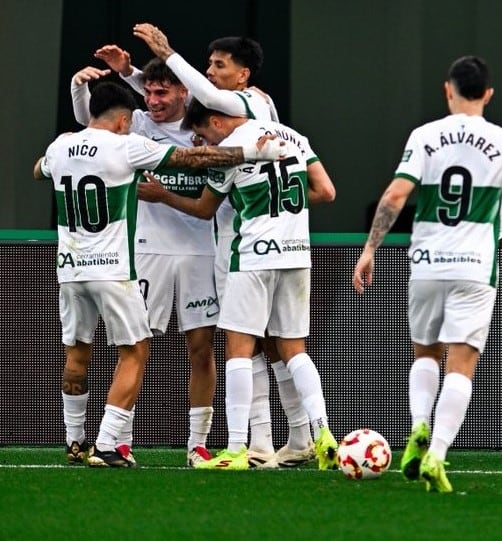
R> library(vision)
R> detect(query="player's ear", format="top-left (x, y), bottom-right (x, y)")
top-left (484, 87), bottom-right (494, 105)
top-left (117, 112), bottom-right (132, 134)
top-left (238, 67), bottom-right (250, 86)
top-left (444, 81), bottom-right (453, 101)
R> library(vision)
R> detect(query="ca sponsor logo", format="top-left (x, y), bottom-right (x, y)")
top-left (57, 252), bottom-right (75, 268)
top-left (410, 249), bottom-right (431, 264)
top-left (253, 239), bottom-right (281, 255)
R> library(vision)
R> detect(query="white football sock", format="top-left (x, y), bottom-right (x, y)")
top-left (62, 391), bottom-right (88, 447)
top-left (286, 353), bottom-right (328, 440)
top-left (117, 404), bottom-right (135, 449)
top-left (188, 406), bottom-right (214, 451)
top-left (249, 353), bottom-right (274, 454)
top-left (226, 357), bottom-right (253, 452)
top-left (271, 360), bottom-right (311, 450)
top-left (95, 404), bottom-right (132, 451)
top-left (429, 372), bottom-right (472, 460)
top-left (408, 357), bottom-right (440, 429)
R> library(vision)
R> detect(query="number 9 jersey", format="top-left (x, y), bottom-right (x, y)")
top-left (40, 128), bottom-right (171, 283)
top-left (394, 113), bottom-right (502, 286)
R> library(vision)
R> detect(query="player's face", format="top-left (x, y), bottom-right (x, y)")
top-left (193, 121), bottom-right (225, 146)
top-left (206, 51), bottom-right (249, 90)
top-left (143, 80), bottom-right (187, 123)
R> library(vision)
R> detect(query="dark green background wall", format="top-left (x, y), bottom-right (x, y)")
top-left (3, 0), bottom-right (502, 232)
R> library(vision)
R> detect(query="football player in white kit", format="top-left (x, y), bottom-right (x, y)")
top-left (353, 56), bottom-right (502, 492)
top-left (71, 55), bottom-right (220, 467)
top-left (133, 22), bottom-right (335, 468)
top-left (139, 100), bottom-right (339, 471)
top-left (37, 81), bottom-right (286, 467)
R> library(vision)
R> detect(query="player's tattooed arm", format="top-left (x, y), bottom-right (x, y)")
top-left (167, 146), bottom-right (245, 168)
top-left (167, 136), bottom-right (286, 169)
top-left (366, 177), bottom-right (415, 251)
top-left (352, 177), bottom-right (414, 294)
top-left (365, 200), bottom-right (400, 251)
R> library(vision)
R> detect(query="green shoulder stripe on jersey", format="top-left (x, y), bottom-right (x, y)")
top-left (394, 172), bottom-right (420, 184)
top-left (307, 156), bottom-right (320, 166)
top-left (156, 145), bottom-right (177, 168)
top-left (415, 185), bottom-right (502, 224)
top-left (235, 92), bottom-right (256, 120)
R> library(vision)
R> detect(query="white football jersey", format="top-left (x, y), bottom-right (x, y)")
top-left (215, 89), bottom-right (278, 239)
top-left (395, 113), bottom-right (502, 286)
top-left (208, 119), bottom-right (312, 271)
top-left (41, 127), bottom-right (171, 283)
top-left (131, 111), bottom-right (215, 256)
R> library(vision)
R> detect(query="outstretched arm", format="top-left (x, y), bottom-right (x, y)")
top-left (71, 66), bottom-right (111, 126)
top-left (166, 136), bottom-right (285, 169)
top-left (133, 23), bottom-right (251, 117)
top-left (352, 177), bottom-right (415, 293)
top-left (94, 44), bottom-right (145, 96)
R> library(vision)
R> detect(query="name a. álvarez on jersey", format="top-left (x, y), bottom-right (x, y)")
top-left (423, 131), bottom-right (502, 160)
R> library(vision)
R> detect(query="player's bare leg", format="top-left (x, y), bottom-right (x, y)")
top-left (88, 340), bottom-right (149, 467)
top-left (185, 326), bottom-right (216, 465)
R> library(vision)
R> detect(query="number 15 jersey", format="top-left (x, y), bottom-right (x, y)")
top-left (207, 119), bottom-right (314, 272)
top-left (395, 113), bottom-right (502, 286)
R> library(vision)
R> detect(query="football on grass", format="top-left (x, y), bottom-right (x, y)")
top-left (337, 428), bottom-right (392, 479)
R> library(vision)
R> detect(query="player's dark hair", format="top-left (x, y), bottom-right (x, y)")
top-left (89, 81), bottom-right (137, 118)
top-left (141, 57), bottom-right (182, 86)
top-left (181, 98), bottom-right (231, 130)
top-left (448, 56), bottom-right (490, 100)
top-left (208, 36), bottom-right (263, 84)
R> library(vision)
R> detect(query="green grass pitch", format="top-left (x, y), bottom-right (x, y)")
top-left (1, 447), bottom-right (501, 541)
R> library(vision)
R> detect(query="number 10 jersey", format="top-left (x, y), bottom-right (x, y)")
top-left (41, 128), bottom-right (171, 283)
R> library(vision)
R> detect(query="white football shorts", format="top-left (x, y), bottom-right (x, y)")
top-left (408, 279), bottom-right (496, 352)
top-left (59, 280), bottom-right (152, 346)
top-left (214, 234), bottom-right (232, 303)
top-left (217, 268), bottom-right (310, 338)
top-left (136, 253), bottom-right (218, 334)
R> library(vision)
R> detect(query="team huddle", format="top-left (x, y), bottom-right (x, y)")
top-left (34, 22), bottom-right (502, 493)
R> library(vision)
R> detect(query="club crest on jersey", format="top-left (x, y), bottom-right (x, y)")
top-left (209, 170), bottom-right (225, 184)
top-left (401, 149), bottom-right (413, 162)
